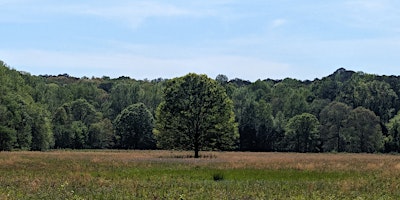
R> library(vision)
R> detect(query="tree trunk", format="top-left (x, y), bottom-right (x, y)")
top-left (194, 149), bottom-right (199, 158)
top-left (194, 126), bottom-right (200, 158)
top-left (337, 130), bottom-right (340, 152)
top-left (194, 137), bottom-right (200, 158)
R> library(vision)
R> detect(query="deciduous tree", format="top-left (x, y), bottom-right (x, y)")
top-left (110, 81), bottom-right (140, 118)
top-left (114, 103), bottom-right (155, 149)
top-left (346, 107), bottom-right (383, 152)
top-left (320, 102), bottom-right (351, 152)
top-left (155, 73), bottom-right (238, 158)
top-left (385, 112), bottom-right (400, 152)
top-left (286, 113), bottom-right (320, 152)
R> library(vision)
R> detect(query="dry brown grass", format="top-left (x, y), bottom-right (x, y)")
top-left (2, 150), bottom-right (399, 171)
top-left (215, 152), bottom-right (400, 171)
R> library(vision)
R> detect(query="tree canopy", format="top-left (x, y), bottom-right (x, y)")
top-left (3, 60), bottom-right (400, 153)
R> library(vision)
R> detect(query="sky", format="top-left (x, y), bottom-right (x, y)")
top-left (1, 0), bottom-right (400, 81)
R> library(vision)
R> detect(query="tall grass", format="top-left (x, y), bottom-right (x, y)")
top-left (0, 151), bottom-right (399, 199)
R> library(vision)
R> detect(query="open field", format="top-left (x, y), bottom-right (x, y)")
top-left (0, 151), bottom-right (400, 199)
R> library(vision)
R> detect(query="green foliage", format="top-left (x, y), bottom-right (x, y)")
top-left (110, 81), bottom-right (140, 118)
top-left (320, 101), bottom-right (351, 152)
top-left (69, 99), bottom-right (100, 126)
top-left (286, 113), bottom-right (320, 152)
top-left (53, 99), bottom-right (103, 149)
top-left (346, 107), bottom-right (383, 153)
top-left (215, 74), bottom-right (228, 85)
top-left (0, 126), bottom-right (16, 151)
top-left (71, 121), bottom-right (88, 149)
top-left (155, 73), bottom-right (239, 157)
top-left (212, 172), bottom-right (225, 181)
top-left (364, 80), bottom-right (398, 122)
top-left (236, 81), bottom-right (276, 151)
top-left (312, 77), bottom-right (339, 101)
top-left (239, 99), bottom-right (275, 151)
top-left (386, 111), bottom-right (400, 152)
top-left (238, 99), bottom-right (257, 151)
top-left (283, 88), bottom-right (309, 118)
top-left (0, 63), bottom-right (54, 151)
top-left (231, 86), bottom-right (253, 123)
top-left (114, 103), bottom-right (155, 149)
top-left (88, 119), bottom-right (114, 149)
top-left (29, 105), bottom-right (54, 150)
top-left (3, 59), bottom-right (400, 153)
top-left (320, 102), bottom-right (383, 152)
top-left (336, 74), bottom-right (398, 123)
top-left (68, 79), bottom-right (106, 108)
top-left (137, 80), bottom-right (164, 115)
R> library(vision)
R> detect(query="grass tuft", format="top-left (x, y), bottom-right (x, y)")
top-left (212, 172), bottom-right (224, 181)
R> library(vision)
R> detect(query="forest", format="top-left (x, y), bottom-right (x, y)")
top-left (2, 59), bottom-right (400, 153)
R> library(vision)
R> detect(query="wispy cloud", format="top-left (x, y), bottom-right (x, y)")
top-left (0, 1), bottom-right (212, 26)
top-left (343, 0), bottom-right (400, 31)
top-left (2, 1), bottom-right (400, 81)
top-left (81, 2), bottom-right (200, 29)
top-left (345, 0), bottom-right (388, 11)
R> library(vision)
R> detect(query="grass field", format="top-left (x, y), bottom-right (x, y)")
top-left (0, 151), bottom-right (400, 199)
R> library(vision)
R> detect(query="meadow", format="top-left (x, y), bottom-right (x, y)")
top-left (0, 151), bottom-right (399, 199)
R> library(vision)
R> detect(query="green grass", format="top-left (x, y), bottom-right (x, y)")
top-left (0, 151), bottom-right (399, 199)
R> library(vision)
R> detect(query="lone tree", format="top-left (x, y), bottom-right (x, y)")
top-left (155, 73), bottom-right (238, 158)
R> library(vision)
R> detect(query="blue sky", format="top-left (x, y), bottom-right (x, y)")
top-left (1, 0), bottom-right (400, 81)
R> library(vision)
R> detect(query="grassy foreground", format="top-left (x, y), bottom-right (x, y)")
top-left (0, 151), bottom-right (399, 200)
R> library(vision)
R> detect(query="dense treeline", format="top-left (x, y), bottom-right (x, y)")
top-left (2, 60), bottom-right (400, 153)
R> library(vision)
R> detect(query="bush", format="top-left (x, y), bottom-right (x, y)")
top-left (212, 172), bottom-right (224, 181)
